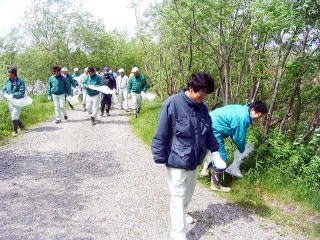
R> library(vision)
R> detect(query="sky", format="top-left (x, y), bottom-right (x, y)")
top-left (0, 0), bottom-right (157, 38)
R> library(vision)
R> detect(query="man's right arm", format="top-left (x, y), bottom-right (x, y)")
top-left (151, 99), bottom-right (173, 164)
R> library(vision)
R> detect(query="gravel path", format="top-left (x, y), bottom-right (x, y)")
top-left (0, 107), bottom-right (306, 240)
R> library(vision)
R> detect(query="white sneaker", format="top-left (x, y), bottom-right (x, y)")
top-left (186, 214), bottom-right (196, 224)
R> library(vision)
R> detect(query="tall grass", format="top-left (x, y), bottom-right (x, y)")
top-left (0, 94), bottom-right (54, 141)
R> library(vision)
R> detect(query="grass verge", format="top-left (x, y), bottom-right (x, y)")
top-left (129, 98), bottom-right (320, 240)
top-left (0, 94), bottom-right (54, 143)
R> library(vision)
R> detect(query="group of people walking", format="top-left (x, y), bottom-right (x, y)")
top-left (47, 65), bottom-right (148, 125)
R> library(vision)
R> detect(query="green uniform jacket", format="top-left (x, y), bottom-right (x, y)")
top-left (2, 77), bottom-right (25, 99)
top-left (65, 74), bottom-right (79, 88)
top-left (82, 74), bottom-right (102, 96)
top-left (127, 74), bottom-right (148, 94)
top-left (72, 73), bottom-right (81, 78)
top-left (47, 74), bottom-right (71, 96)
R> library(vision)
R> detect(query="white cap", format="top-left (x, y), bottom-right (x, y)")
top-left (109, 70), bottom-right (113, 74)
top-left (61, 67), bottom-right (68, 71)
top-left (118, 68), bottom-right (124, 73)
top-left (131, 67), bottom-right (139, 72)
top-left (74, 67), bottom-right (79, 71)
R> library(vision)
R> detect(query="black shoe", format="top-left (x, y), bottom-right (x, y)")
top-left (18, 120), bottom-right (25, 130)
top-left (100, 113), bottom-right (104, 117)
top-left (137, 108), bottom-right (141, 114)
top-left (90, 117), bottom-right (96, 125)
top-left (55, 119), bottom-right (61, 124)
top-left (107, 112), bottom-right (111, 116)
top-left (64, 115), bottom-right (68, 120)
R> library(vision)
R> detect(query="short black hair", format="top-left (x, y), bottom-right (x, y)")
top-left (250, 101), bottom-right (267, 114)
top-left (96, 67), bottom-right (101, 71)
top-left (7, 66), bottom-right (17, 75)
top-left (87, 67), bottom-right (95, 73)
top-left (188, 72), bottom-right (214, 94)
top-left (52, 66), bottom-right (61, 72)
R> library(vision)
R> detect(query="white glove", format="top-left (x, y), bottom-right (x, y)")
top-left (211, 151), bottom-right (226, 169)
top-left (48, 96), bottom-right (52, 101)
top-left (4, 94), bottom-right (13, 100)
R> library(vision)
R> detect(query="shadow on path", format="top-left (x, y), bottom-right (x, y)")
top-left (0, 149), bottom-right (121, 239)
top-left (187, 203), bottom-right (254, 240)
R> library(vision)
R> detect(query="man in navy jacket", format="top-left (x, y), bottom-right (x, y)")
top-left (151, 72), bottom-right (221, 240)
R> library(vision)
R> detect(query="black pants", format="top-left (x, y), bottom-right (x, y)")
top-left (101, 94), bottom-right (112, 114)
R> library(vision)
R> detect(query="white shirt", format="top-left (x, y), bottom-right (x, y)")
top-left (116, 75), bottom-right (129, 91)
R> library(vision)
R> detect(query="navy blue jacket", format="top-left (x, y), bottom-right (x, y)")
top-left (151, 91), bottom-right (219, 170)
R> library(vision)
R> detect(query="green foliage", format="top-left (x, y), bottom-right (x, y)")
top-left (129, 99), bottom-right (163, 145)
top-left (0, 94), bottom-right (54, 142)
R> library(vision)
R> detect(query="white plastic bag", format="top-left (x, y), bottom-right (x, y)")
top-left (225, 143), bottom-right (254, 178)
top-left (141, 92), bottom-right (156, 101)
top-left (10, 96), bottom-right (33, 107)
top-left (66, 95), bottom-right (79, 105)
top-left (90, 86), bottom-right (114, 94)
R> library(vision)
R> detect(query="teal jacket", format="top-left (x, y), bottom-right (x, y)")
top-left (65, 74), bottom-right (79, 88)
top-left (47, 74), bottom-right (71, 96)
top-left (209, 104), bottom-right (252, 153)
top-left (72, 72), bottom-right (81, 78)
top-left (2, 77), bottom-right (25, 99)
top-left (83, 74), bottom-right (102, 96)
top-left (127, 74), bottom-right (147, 94)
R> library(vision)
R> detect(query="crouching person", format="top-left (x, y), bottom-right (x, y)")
top-left (47, 66), bottom-right (71, 124)
top-left (82, 67), bottom-right (102, 125)
top-left (151, 72), bottom-right (220, 240)
top-left (201, 101), bottom-right (267, 192)
top-left (2, 67), bottom-right (26, 136)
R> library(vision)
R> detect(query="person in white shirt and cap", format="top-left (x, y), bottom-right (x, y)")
top-left (116, 68), bottom-right (129, 111)
top-left (78, 67), bottom-right (89, 112)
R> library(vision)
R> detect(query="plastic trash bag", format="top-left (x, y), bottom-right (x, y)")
top-left (10, 96), bottom-right (33, 107)
top-left (66, 95), bottom-right (79, 105)
top-left (90, 86), bottom-right (114, 94)
top-left (225, 143), bottom-right (254, 178)
top-left (141, 92), bottom-right (156, 101)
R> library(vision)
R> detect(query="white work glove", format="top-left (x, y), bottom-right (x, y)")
top-left (4, 94), bottom-right (13, 100)
top-left (211, 151), bottom-right (226, 169)
top-left (48, 95), bottom-right (52, 101)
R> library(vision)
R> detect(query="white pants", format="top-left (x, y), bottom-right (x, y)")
top-left (82, 90), bottom-right (87, 105)
top-left (119, 89), bottom-right (128, 109)
top-left (52, 94), bottom-right (67, 120)
top-left (86, 94), bottom-right (100, 118)
top-left (131, 92), bottom-right (142, 110)
top-left (167, 167), bottom-right (198, 240)
top-left (8, 102), bottom-right (21, 120)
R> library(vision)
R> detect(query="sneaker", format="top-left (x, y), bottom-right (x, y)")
top-left (210, 184), bottom-right (231, 193)
top-left (186, 214), bottom-right (196, 224)
top-left (82, 109), bottom-right (86, 112)
top-left (125, 109), bottom-right (130, 112)
top-left (64, 115), bottom-right (68, 120)
top-left (100, 113), bottom-right (104, 117)
top-left (90, 117), bottom-right (96, 125)
top-left (107, 113), bottom-right (111, 116)
top-left (12, 132), bottom-right (18, 137)
top-left (55, 119), bottom-right (61, 124)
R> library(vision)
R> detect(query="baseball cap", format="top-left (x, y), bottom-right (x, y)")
top-left (131, 67), bottom-right (139, 72)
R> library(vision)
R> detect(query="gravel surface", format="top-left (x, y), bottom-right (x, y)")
top-left (0, 107), bottom-right (306, 240)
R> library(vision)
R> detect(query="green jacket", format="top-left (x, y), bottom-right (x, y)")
top-left (2, 77), bottom-right (25, 99)
top-left (72, 72), bottom-right (81, 78)
top-left (47, 74), bottom-right (71, 96)
top-left (127, 74), bottom-right (148, 94)
top-left (83, 74), bottom-right (102, 96)
top-left (65, 74), bottom-right (79, 88)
